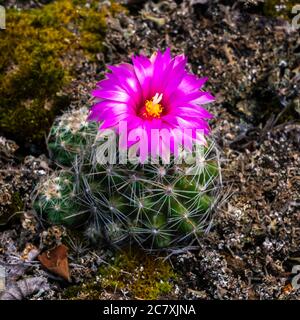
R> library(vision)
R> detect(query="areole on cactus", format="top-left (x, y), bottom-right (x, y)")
top-left (33, 49), bottom-right (221, 250)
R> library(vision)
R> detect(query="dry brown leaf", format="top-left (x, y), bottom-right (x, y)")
top-left (38, 244), bottom-right (71, 282)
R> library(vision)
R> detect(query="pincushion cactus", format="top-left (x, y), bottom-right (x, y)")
top-left (32, 170), bottom-right (86, 227)
top-left (33, 49), bottom-right (221, 250)
top-left (47, 107), bottom-right (98, 166)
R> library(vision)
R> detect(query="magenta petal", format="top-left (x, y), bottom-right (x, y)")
top-left (191, 92), bottom-right (215, 104)
top-left (88, 48), bottom-right (215, 158)
top-left (92, 89), bottom-right (131, 103)
top-left (173, 106), bottom-right (214, 119)
top-left (100, 113), bottom-right (131, 129)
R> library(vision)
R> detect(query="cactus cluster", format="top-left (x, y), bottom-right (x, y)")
top-left (33, 108), bottom-right (221, 250)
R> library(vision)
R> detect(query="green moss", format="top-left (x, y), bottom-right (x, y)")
top-left (64, 249), bottom-right (178, 300)
top-left (263, 0), bottom-right (299, 20)
top-left (0, 192), bottom-right (23, 227)
top-left (0, 0), bottom-right (125, 148)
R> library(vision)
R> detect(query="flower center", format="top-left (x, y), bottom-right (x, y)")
top-left (141, 93), bottom-right (163, 119)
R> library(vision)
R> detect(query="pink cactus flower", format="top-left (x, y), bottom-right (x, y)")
top-left (89, 48), bottom-right (214, 160)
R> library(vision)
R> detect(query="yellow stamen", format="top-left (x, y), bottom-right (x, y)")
top-left (144, 93), bottom-right (163, 119)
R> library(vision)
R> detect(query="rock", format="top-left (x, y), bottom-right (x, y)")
top-left (0, 137), bottom-right (50, 227)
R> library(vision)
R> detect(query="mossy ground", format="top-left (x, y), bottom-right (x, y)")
top-left (64, 249), bottom-right (178, 300)
top-left (0, 0), bottom-right (124, 151)
top-left (0, 192), bottom-right (23, 227)
top-left (263, 0), bottom-right (299, 20)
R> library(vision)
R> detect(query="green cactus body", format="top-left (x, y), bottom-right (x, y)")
top-left (33, 171), bottom-right (87, 227)
top-left (33, 108), bottom-right (221, 250)
top-left (47, 107), bottom-right (98, 166)
top-left (170, 200), bottom-right (198, 234)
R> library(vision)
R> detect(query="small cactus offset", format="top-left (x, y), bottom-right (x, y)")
top-left (47, 107), bottom-right (98, 167)
top-left (33, 49), bottom-right (221, 250)
top-left (32, 170), bottom-right (87, 227)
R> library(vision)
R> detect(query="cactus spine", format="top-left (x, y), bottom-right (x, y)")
top-left (34, 108), bottom-right (221, 250)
